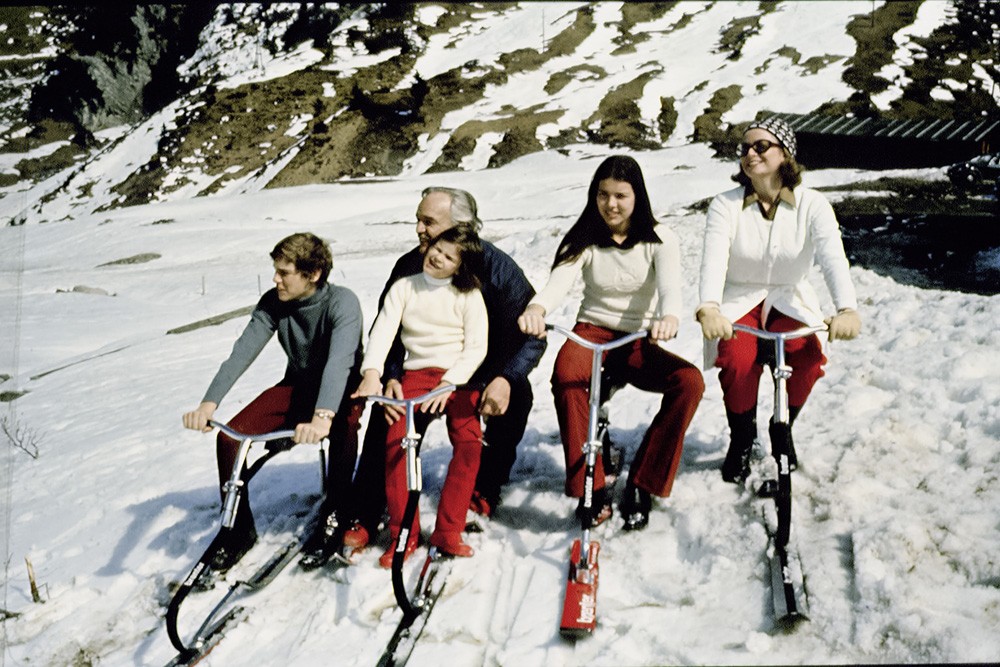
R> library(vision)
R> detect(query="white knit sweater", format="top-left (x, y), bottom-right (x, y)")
top-left (529, 225), bottom-right (683, 332)
top-left (362, 273), bottom-right (488, 386)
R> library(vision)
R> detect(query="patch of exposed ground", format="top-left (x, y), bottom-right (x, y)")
top-left (610, 2), bottom-right (678, 55)
top-left (586, 70), bottom-right (665, 149)
top-left (97, 253), bottom-right (160, 267)
top-left (716, 2), bottom-right (780, 61)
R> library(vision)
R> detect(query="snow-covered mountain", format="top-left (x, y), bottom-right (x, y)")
top-left (1, 3), bottom-right (999, 666)
top-left (2, 2), bottom-right (998, 222)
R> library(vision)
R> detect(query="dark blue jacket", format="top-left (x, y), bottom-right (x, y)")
top-left (377, 240), bottom-right (545, 388)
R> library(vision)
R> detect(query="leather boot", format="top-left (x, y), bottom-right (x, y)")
top-left (770, 405), bottom-right (802, 470)
top-left (721, 409), bottom-right (757, 484)
top-left (620, 481), bottom-right (652, 531)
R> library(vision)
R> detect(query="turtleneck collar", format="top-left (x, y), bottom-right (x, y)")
top-left (290, 282), bottom-right (328, 307)
top-left (421, 272), bottom-right (453, 288)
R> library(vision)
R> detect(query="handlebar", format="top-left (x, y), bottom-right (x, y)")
top-left (546, 324), bottom-right (649, 351)
top-left (732, 324), bottom-right (827, 341)
top-left (364, 384), bottom-right (457, 408)
top-left (207, 420), bottom-right (296, 443)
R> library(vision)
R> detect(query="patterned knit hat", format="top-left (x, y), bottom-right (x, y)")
top-left (746, 116), bottom-right (797, 158)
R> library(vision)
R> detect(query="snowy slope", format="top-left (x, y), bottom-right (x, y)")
top-left (2, 2), bottom-right (999, 666)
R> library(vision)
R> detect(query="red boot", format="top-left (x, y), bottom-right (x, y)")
top-left (343, 522), bottom-right (370, 549)
top-left (429, 531), bottom-right (474, 558)
top-left (379, 535), bottom-right (418, 569)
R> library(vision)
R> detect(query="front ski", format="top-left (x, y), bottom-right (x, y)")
top-left (164, 533), bottom-right (305, 665)
top-left (376, 549), bottom-right (453, 667)
top-left (762, 505), bottom-right (810, 629)
top-left (164, 500), bottom-right (336, 665)
top-left (163, 606), bottom-right (246, 666)
top-left (559, 538), bottom-right (600, 638)
top-left (762, 419), bottom-right (810, 629)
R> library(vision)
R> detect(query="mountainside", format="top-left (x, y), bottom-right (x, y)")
top-left (1, 1), bottom-right (998, 222)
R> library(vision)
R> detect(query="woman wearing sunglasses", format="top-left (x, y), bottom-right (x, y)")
top-left (695, 116), bottom-right (861, 484)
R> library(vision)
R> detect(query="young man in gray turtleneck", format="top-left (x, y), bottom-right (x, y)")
top-left (182, 232), bottom-right (364, 573)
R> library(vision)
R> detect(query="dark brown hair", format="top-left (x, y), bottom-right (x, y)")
top-left (732, 148), bottom-right (804, 189)
top-left (553, 155), bottom-right (661, 268)
top-left (270, 232), bottom-right (333, 284)
top-left (428, 226), bottom-right (483, 293)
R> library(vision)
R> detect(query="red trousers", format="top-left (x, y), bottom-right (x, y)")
top-left (716, 304), bottom-right (826, 414)
top-left (552, 322), bottom-right (704, 498)
top-left (217, 384), bottom-right (362, 531)
top-left (385, 368), bottom-right (482, 541)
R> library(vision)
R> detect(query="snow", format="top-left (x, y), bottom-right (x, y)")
top-left (2, 2), bottom-right (1000, 666)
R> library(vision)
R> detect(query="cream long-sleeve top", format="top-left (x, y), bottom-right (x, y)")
top-left (529, 224), bottom-right (683, 332)
top-left (362, 272), bottom-right (488, 387)
top-left (697, 185), bottom-right (858, 366)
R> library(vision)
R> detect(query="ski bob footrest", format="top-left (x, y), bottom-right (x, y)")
top-left (559, 539), bottom-right (600, 638)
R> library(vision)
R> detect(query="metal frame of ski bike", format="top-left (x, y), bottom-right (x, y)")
top-left (366, 383), bottom-right (457, 623)
top-left (731, 322), bottom-right (827, 628)
top-left (165, 420), bottom-right (328, 661)
top-left (545, 323), bottom-right (649, 638)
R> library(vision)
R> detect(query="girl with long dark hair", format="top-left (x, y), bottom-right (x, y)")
top-left (518, 156), bottom-right (704, 530)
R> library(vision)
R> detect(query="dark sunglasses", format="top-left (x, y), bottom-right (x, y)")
top-left (739, 139), bottom-right (780, 157)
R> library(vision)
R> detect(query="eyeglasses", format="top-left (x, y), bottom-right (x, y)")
top-left (739, 139), bottom-right (779, 157)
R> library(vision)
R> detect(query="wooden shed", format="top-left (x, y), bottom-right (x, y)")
top-left (768, 112), bottom-right (1000, 170)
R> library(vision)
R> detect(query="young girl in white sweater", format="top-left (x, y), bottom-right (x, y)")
top-left (354, 226), bottom-right (488, 565)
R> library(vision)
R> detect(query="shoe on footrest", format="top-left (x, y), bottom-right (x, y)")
top-left (429, 531), bottom-right (474, 558)
top-left (468, 490), bottom-right (496, 518)
top-left (208, 527), bottom-right (257, 574)
top-left (299, 517), bottom-right (342, 571)
top-left (620, 483), bottom-right (651, 532)
top-left (343, 521), bottom-right (370, 550)
top-left (378, 535), bottom-right (419, 569)
top-left (575, 488), bottom-right (613, 528)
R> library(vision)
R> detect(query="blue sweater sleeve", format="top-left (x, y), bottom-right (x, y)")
top-left (314, 287), bottom-right (364, 412)
top-left (201, 295), bottom-right (277, 405)
top-left (475, 242), bottom-right (546, 386)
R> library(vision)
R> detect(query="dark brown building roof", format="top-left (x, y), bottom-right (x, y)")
top-left (771, 112), bottom-right (999, 143)
top-left (762, 112), bottom-right (999, 168)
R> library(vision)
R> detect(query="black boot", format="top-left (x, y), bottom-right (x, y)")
top-left (207, 522), bottom-right (258, 575)
top-left (721, 409), bottom-right (757, 484)
top-left (299, 511), bottom-right (342, 571)
top-left (620, 482), bottom-right (652, 531)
